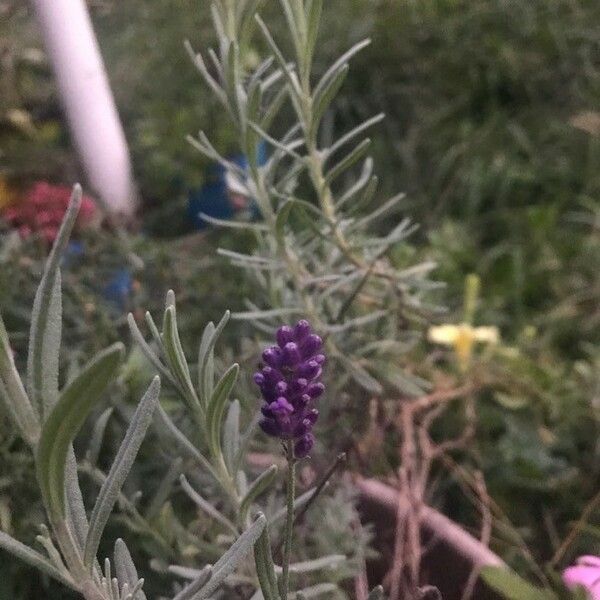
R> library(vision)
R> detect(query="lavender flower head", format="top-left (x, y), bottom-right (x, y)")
top-left (254, 320), bottom-right (325, 458)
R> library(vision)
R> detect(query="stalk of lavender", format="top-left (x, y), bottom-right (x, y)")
top-left (254, 319), bottom-right (325, 598)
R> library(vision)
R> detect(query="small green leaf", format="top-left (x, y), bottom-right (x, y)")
top-left (84, 376), bottom-right (161, 568)
top-left (239, 465), bottom-right (278, 523)
top-left (163, 306), bottom-right (198, 408)
top-left (207, 363), bottom-right (239, 456)
top-left (114, 538), bottom-right (147, 600)
top-left (254, 522), bottom-right (281, 600)
top-left (223, 399), bottom-right (241, 473)
top-left (28, 185), bottom-right (81, 418)
top-left (324, 138), bottom-right (372, 187)
top-left (480, 566), bottom-right (556, 600)
top-left (198, 311), bottom-right (230, 408)
top-left (36, 343), bottom-right (124, 521)
top-left (312, 63), bottom-right (348, 130)
top-left (0, 531), bottom-right (76, 590)
top-left (194, 513), bottom-right (267, 599)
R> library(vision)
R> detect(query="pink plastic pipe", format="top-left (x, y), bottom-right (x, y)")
top-left (31, 0), bottom-right (136, 216)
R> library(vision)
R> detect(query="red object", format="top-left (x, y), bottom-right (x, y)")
top-left (2, 182), bottom-right (97, 243)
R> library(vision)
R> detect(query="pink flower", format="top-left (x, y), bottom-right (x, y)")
top-left (1, 182), bottom-right (98, 243)
top-left (563, 555), bottom-right (600, 599)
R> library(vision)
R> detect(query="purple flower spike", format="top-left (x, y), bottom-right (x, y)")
top-left (255, 319), bottom-right (325, 459)
top-left (294, 433), bottom-right (315, 458)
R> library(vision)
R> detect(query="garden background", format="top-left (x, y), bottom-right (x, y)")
top-left (0, 0), bottom-right (598, 598)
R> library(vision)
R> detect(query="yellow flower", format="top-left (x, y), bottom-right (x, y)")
top-left (428, 323), bottom-right (499, 370)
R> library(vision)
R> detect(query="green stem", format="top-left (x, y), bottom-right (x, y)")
top-left (281, 440), bottom-right (296, 600)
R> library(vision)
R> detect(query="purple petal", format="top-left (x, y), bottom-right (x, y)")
top-left (260, 418), bottom-right (281, 437)
top-left (307, 382), bottom-right (325, 398)
top-left (294, 320), bottom-right (311, 340)
top-left (283, 342), bottom-right (302, 365)
top-left (314, 353), bottom-right (326, 365)
top-left (297, 360), bottom-right (322, 380)
top-left (294, 433), bottom-right (315, 458)
top-left (276, 325), bottom-right (295, 348)
top-left (270, 397), bottom-right (294, 415)
top-left (262, 346), bottom-right (283, 368)
top-left (301, 334), bottom-right (322, 357)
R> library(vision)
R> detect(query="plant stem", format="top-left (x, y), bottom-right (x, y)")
top-left (281, 440), bottom-right (296, 600)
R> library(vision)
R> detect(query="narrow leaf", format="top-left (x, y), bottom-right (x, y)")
top-left (84, 376), bottom-right (161, 568)
top-left (194, 514), bottom-right (267, 599)
top-left (223, 399), bottom-right (241, 473)
top-left (254, 522), bottom-right (280, 600)
top-left (207, 363), bottom-right (239, 456)
top-left (180, 475), bottom-right (238, 536)
top-left (36, 343), bottom-right (124, 521)
top-left (28, 184), bottom-right (81, 417)
top-left (114, 538), bottom-right (147, 600)
top-left (239, 465), bottom-right (278, 523)
top-left (0, 531), bottom-right (76, 590)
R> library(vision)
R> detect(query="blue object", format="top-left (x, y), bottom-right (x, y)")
top-left (61, 240), bottom-right (85, 268)
top-left (103, 268), bottom-right (133, 310)
top-left (188, 142), bottom-right (267, 230)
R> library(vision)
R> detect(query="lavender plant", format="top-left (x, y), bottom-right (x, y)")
top-left (185, 0), bottom-right (437, 401)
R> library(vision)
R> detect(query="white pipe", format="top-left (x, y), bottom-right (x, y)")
top-left (31, 0), bottom-right (136, 216)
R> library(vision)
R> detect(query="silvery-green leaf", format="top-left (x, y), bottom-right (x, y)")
top-left (312, 63), bottom-right (348, 131)
top-left (328, 113), bottom-right (385, 158)
top-left (314, 39), bottom-right (371, 98)
top-left (207, 363), bottom-right (239, 459)
top-left (65, 447), bottom-right (89, 550)
top-left (154, 405), bottom-right (219, 483)
top-left (324, 138), bottom-right (372, 187)
top-left (184, 41), bottom-right (228, 108)
top-left (114, 538), bottom-right (147, 600)
top-left (198, 213), bottom-right (269, 232)
top-left (84, 376), bottom-right (161, 568)
top-left (305, 0), bottom-right (323, 69)
top-left (198, 311), bottom-right (230, 408)
top-left (86, 406), bottom-right (114, 467)
top-left (28, 185), bottom-right (81, 418)
top-left (36, 343), bottom-right (124, 521)
top-left (253, 522), bottom-right (280, 600)
top-left (145, 457), bottom-right (183, 521)
top-left (260, 85), bottom-right (288, 131)
top-left (144, 311), bottom-right (165, 356)
top-left (291, 583), bottom-right (338, 598)
top-left (274, 555), bottom-right (346, 574)
top-left (0, 316), bottom-right (39, 446)
top-left (163, 307), bottom-right (198, 408)
top-left (255, 16), bottom-right (301, 97)
top-left (270, 486), bottom-right (318, 525)
top-left (239, 465), bottom-right (278, 524)
top-left (223, 399), bottom-right (241, 473)
top-left (193, 513), bottom-right (267, 599)
top-left (350, 192), bottom-right (405, 230)
top-left (0, 531), bottom-right (76, 590)
top-left (128, 313), bottom-right (175, 388)
top-left (171, 565), bottom-right (213, 600)
top-left (336, 158), bottom-right (375, 210)
top-left (180, 475), bottom-right (238, 536)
